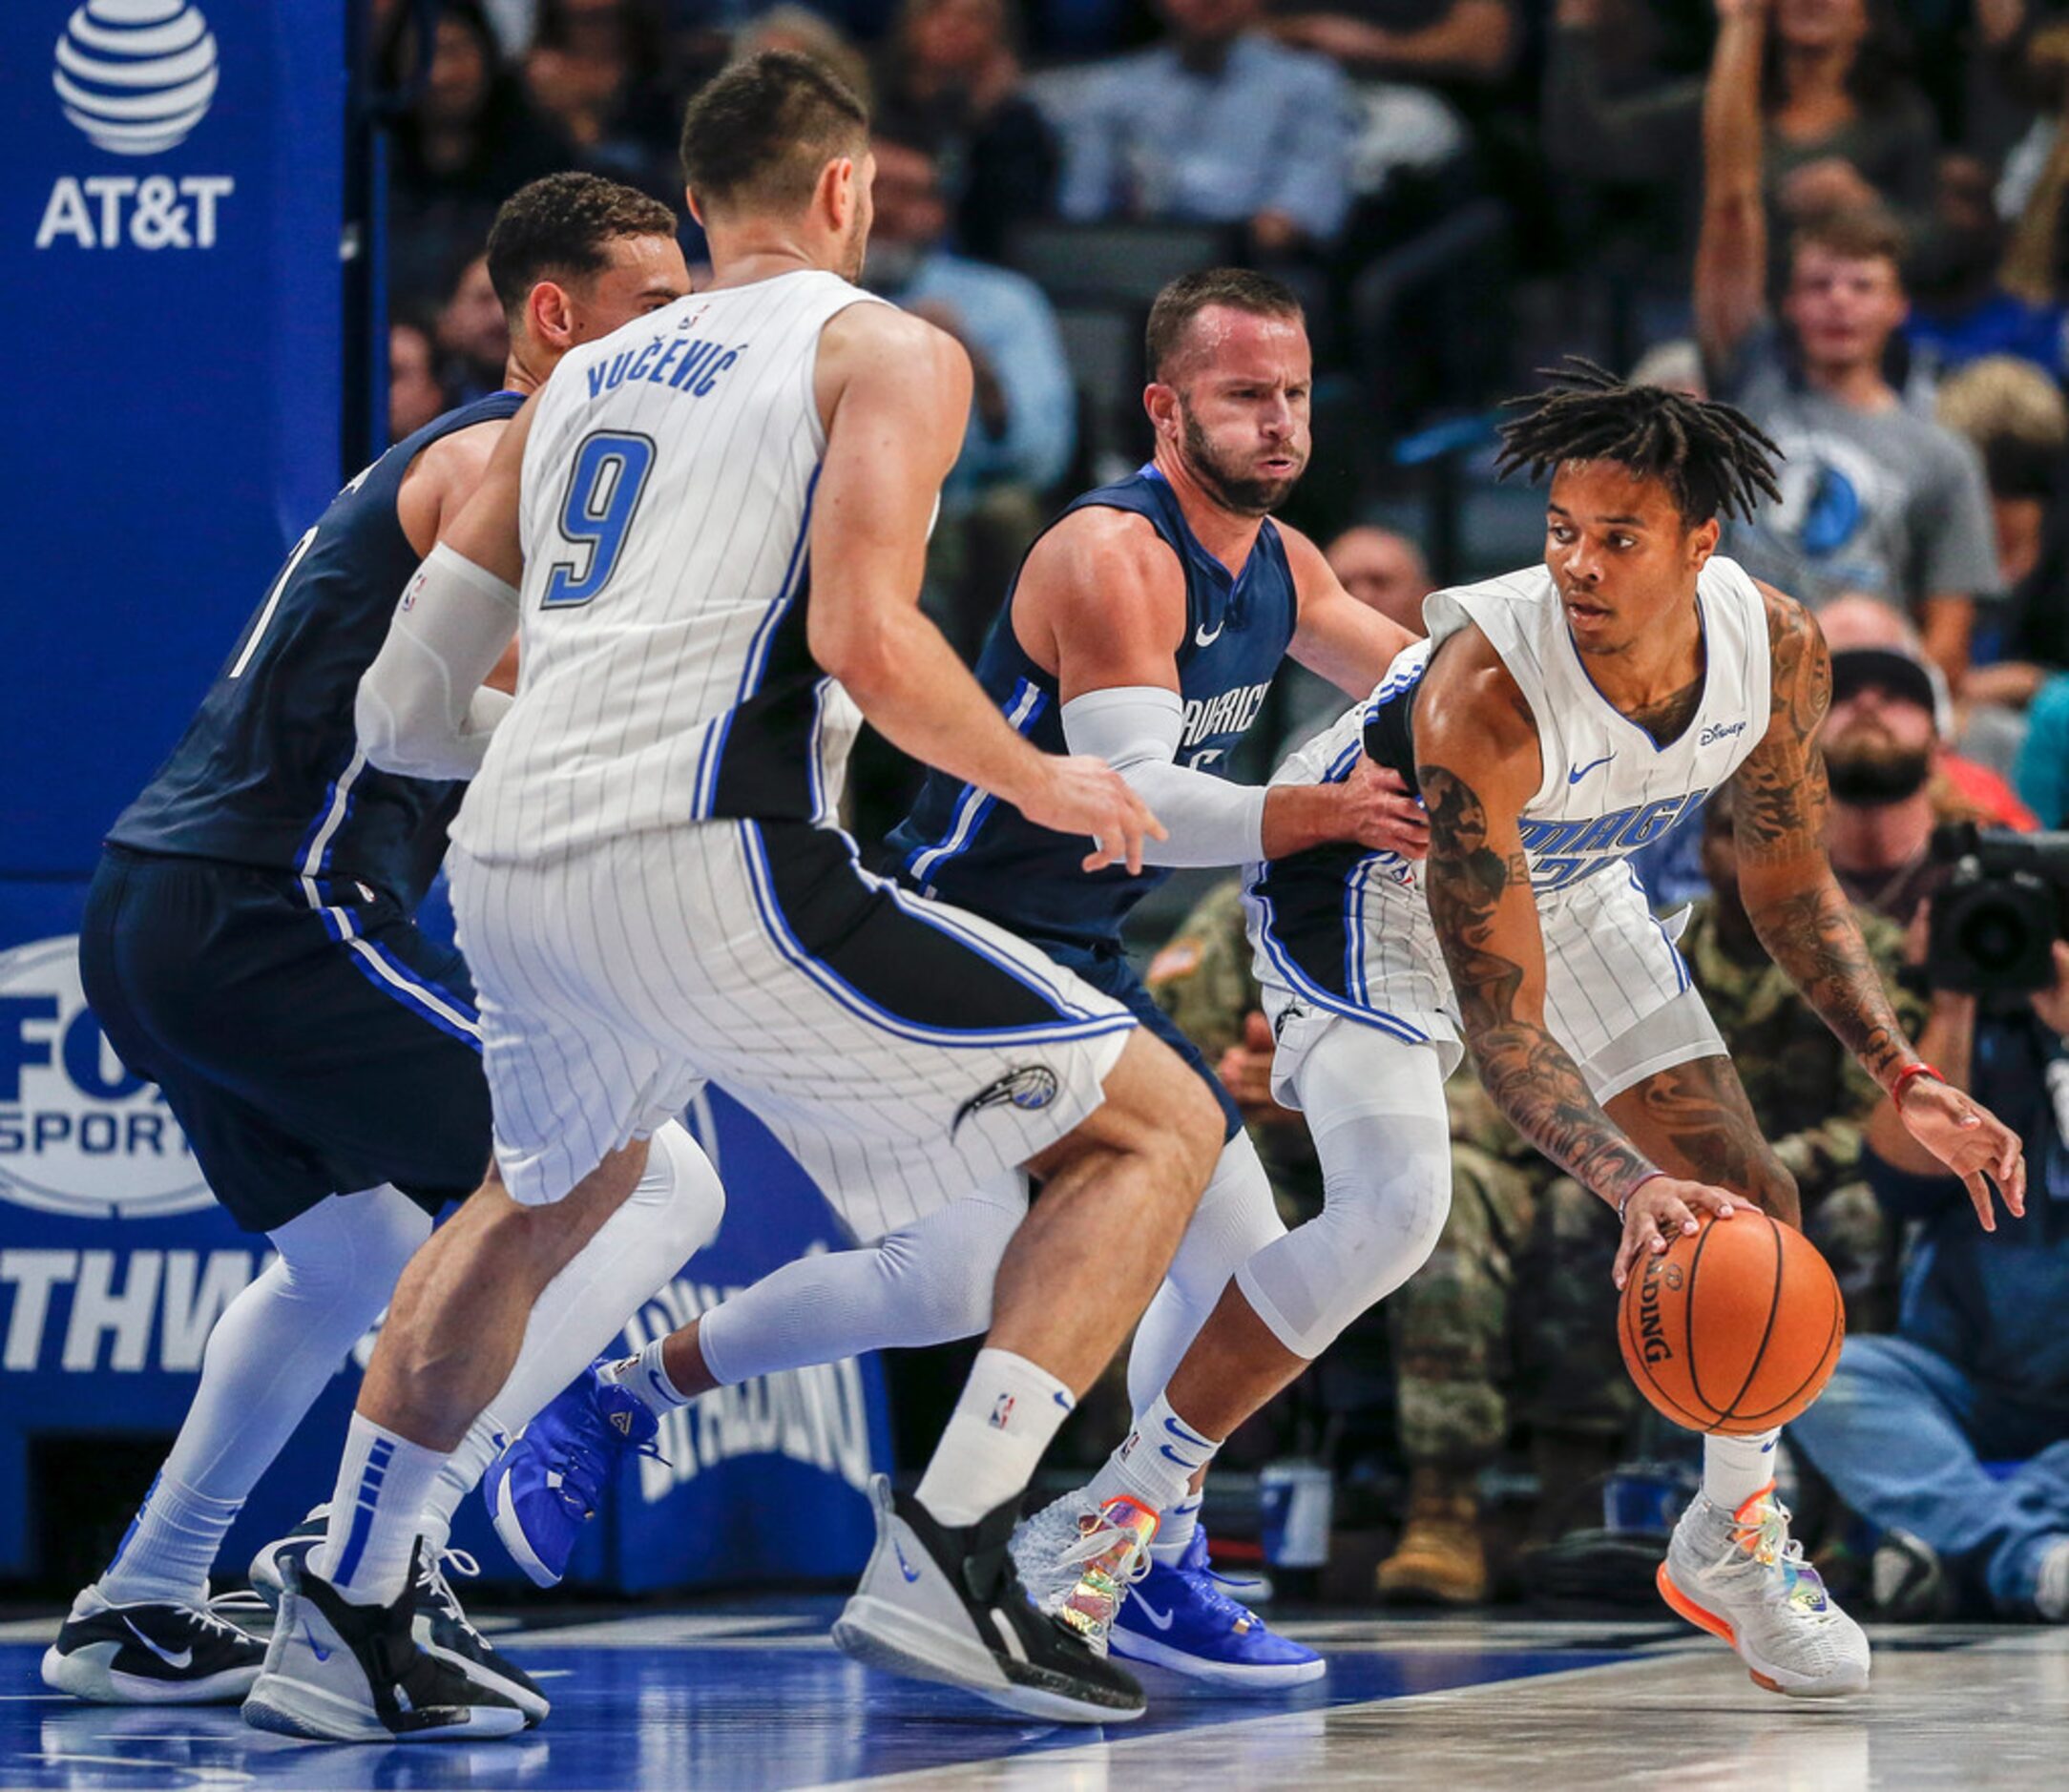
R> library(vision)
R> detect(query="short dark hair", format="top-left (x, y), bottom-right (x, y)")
top-left (679, 52), bottom-right (870, 218)
top-left (484, 173), bottom-right (678, 323)
top-left (1789, 206), bottom-right (1909, 277)
top-left (1144, 268), bottom-right (1305, 385)
top-left (1494, 357), bottom-right (1784, 527)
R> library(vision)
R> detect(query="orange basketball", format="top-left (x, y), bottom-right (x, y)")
top-left (1619, 1214), bottom-right (1844, 1435)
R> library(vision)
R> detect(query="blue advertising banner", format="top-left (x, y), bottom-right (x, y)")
top-left (0, 2), bottom-right (890, 1591)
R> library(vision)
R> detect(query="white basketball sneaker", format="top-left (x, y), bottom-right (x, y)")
top-left (1011, 1489), bottom-right (1159, 1655)
top-left (1658, 1483), bottom-right (1870, 1698)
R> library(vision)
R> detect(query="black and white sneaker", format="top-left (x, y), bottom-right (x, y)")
top-left (832, 1474), bottom-right (1146, 1724)
top-left (241, 1550), bottom-right (527, 1742)
top-left (40, 1586), bottom-right (265, 1704)
top-left (250, 1505), bottom-right (547, 1725)
top-left (246, 1504), bottom-right (327, 1610)
top-left (411, 1546), bottom-right (549, 1725)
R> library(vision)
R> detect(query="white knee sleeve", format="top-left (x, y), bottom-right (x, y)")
top-left (1126, 1131), bottom-right (1287, 1412)
top-left (697, 1173), bottom-right (1027, 1386)
top-left (1235, 1024), bottom-right (1452, 1361)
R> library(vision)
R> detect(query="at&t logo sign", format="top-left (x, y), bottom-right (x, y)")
top-left (0, 936), bottom-right (211, 1219)
top-left (55, 0), bottom-right (219, 156)
top-left (35, 1), bottom-right (235, 252)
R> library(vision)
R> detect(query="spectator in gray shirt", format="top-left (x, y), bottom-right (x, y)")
top-left (1696, 0), bottom-right (1997, 685)
top-left (1044, 0), bottom-right (1355, 252)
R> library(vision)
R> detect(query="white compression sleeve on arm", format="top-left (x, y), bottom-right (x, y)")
top-left (1061, 685), bottom-right (1267, 866)
top-left (355, 542), bottom-right (520, 781)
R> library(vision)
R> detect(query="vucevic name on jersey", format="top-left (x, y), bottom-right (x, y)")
top-left (1358, 556), bottom-right (1771, 894)
top-left (888, 464), bottom-right (1301, 948)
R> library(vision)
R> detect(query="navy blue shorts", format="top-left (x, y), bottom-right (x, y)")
top-left (79, 846), bottom-right (491, 1233)
top-left (1031, 932), bottom-right (1243, 1143)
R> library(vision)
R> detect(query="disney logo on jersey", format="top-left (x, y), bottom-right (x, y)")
top-left (1701, 719), bottom-right (1749, 746)
top-left (0, 936), bottom-right (211, 1219)
top-left (1180, 681), bottom-right (1270, 753)
top-left (952, 1064), bottom-right (1060, 1137)
top-left (1518, 789), bottom-right (1709, 893)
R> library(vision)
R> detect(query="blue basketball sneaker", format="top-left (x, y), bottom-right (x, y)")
top-left (1109, 1529), bottom-right (1327, 1688)
top-left (485, 1361), bottom-right (661, 1588)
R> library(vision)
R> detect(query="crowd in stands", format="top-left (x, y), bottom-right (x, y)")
top-left (379, 0), bottom-right (2069, 1617)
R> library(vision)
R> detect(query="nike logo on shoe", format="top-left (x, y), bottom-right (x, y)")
top-left (1195, 620), bottom-right (1225, 647)
top-left (302, 1623), bottom-right (332, 1664)
top-left (1568, 754), bottom-right (1615, 784)
top-left (119, 1617), bottom-right (193, 1670)
top-left (1132, 1598), bottom-right (1176, 1632)
top-left (891, 1536), bottom-right (924, 1584)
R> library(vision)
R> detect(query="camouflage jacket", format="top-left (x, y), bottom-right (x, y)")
top-left (1677, 897), bottom-right (1926, 1201)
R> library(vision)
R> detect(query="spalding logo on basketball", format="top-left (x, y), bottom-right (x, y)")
top-left (0, 936), bottom-right (213, 1219)
top-left (54, 0), bottom-right (219, 157)
top-left (1620, 1215), bottom-right (1844, 1435)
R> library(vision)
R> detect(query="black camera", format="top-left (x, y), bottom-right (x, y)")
top-left (1926, 824), bottom-right (2069, 996)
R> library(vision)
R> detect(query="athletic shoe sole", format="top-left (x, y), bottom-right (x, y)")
top-left (832, 1593), bottom-right (1144, 1725)
top-left (40, 1644), bottom-right (258, 1706)
top-left (243, 1673), bottom-right (527, 1743)
top-left (1108, 1624), bottom-right (1327, 1688)
top-left (1656, 1565), bottom-right (1870, 1698)
top-left (418, 1633), bottom-right (550, 1726)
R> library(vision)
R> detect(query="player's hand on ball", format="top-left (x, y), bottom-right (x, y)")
top-left (1611, 1176), bottom-right (1752, 1291)
top-left (1339, 758), bottom-right (1430, 859)
top-left (1022, 756), bottom-right (1167, 874)
top-left (1896, 1076), bottom-right (2026, 1231)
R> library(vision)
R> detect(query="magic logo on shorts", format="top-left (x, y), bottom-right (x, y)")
top-left (952, 1065), bottom-right (1059, 1137)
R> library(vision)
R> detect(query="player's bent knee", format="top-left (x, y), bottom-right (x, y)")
top-left (643, 1121), bottom-right (727, 1263)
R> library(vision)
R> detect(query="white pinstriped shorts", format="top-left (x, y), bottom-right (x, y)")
top-left (448, 819), bottom-right (1134, 1237)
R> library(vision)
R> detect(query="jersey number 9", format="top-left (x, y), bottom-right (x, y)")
top-left (542, 430), bottom-right (657, 609)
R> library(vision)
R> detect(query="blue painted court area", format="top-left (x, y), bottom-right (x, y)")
top-left (0, 1604), bottom-right (1636, 1790)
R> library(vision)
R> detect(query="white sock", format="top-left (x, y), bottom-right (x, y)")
top-left (416, 1414), bottom-right (505, 1559)
top-left (913, 1347), bottom-right (1075, 1528)
top-left (308, 1414), bottom-right (448, 1606)
top-left (1149, 1493), bottom-right (1203, 1566)
top-left (98, 1474), bottom-right (241, 1608)
top-left (95, 1185), bottom-right (430, 1605)
top-left (601, 1337), bottom-right (692, 1418)
top-left (1088, 1390), bottom-right (1222, 1516)
top-left (1703, 1429), bottom-right (1782, 1512)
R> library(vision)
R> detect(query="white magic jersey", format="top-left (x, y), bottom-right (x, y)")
top-left (1246, 555), bottom-right (1771, 1064)
top-left (453, 270), bottom-right (884, 865)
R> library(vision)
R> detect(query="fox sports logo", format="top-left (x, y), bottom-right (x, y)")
top-left (53, 0), bottom-right (219, 157)
top-left (0, 936), bottom-right (212, 1219)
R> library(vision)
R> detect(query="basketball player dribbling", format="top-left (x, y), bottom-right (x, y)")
top-left (1244, 362), bottom-right (2025, 1696)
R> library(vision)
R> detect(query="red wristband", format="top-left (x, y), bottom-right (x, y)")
top-left (1891, 1062), bottom-right (1944, 1110)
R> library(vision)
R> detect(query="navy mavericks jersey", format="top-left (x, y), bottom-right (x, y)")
top-left (888, 466), bottom-right (1299, 947)
top-left (109, 393), bottom-right (524, 911)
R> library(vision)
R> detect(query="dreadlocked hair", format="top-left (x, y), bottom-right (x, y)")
top-left (1493, 357), bottom-right (1784, 527)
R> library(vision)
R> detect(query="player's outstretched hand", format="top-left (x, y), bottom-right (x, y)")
top-left (1611, 1176), bottom-right (1753, 1291)
top-left (1340, 758), bottom-right (1430, 859)
top-left (1021, 756), bottom-right (1168, 874)
top-left (1897, 1076), bottom-right (2027, 1232)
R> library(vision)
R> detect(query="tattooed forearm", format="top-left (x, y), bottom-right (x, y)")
top-left (1419, 762), bottom-right (1657, 1204)
top-left (1745, 874), bottom-right (1914, 1088)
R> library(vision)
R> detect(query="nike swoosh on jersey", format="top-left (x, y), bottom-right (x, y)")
top-left (119, 1616), bottom-right (193, 1671)
top-left (1195, 620), bottom-right (1225, 647)
top-left (1568, 754), bottom-right (1615, 783)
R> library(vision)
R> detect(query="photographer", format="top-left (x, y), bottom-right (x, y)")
top-left (1788, 843), bottom-right (2069, 1621)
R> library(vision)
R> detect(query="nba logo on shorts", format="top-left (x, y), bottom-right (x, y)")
top-left (989, 1394), bottom-right (1015, 1430)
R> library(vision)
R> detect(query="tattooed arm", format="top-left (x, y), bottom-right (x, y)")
top-left (1729, 584), bottom-right (2026, 1227)
top-left (1415, 632), bottom-right (1745, 1286)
